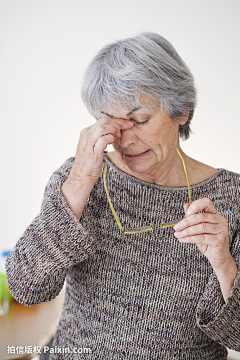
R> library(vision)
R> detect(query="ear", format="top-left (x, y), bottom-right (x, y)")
top-left (177, 111), bottom-right (190, 126)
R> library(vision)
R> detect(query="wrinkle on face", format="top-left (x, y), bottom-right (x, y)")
top-left (103, 94), bottom-right (187, 185)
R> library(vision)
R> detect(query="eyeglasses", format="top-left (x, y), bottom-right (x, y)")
top-left (103, 148), bottom-right (192, 234)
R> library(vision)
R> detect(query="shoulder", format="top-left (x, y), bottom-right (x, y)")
top-left (44, 156), bottom-right (75, 190)
top-left (187, 156), bottom-right (240, 186)
top-left (191, 161), bottom-right (240, 211)
top-left (216, 167), bottom-right (240, 188)
top-left (54, 156), bottom-right (75, 177)
top-left (187, 158), bottom-right (218, 185)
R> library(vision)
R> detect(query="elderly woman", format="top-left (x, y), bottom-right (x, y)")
top-left (6, 32), bottom-right (240, 359)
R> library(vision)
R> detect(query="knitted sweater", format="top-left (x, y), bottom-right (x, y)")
top-left (5, 152), bottom-right (240, 360)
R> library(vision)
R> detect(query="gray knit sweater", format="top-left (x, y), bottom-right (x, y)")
top-left (6, 152), bottom-right (240, 359)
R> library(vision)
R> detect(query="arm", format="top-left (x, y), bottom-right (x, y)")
top-left (60, 175), bottom-right (94, 221)
top-left (6, 117), bottom-right (133, 307)
top-left (214, 257), bottom-right (238, 303)
top-left (5, 157), bottom-right (101, 306)
top-left (174, 199), bottom-right (240, 351)
top-left (196, 213), bottom-right (240, 351)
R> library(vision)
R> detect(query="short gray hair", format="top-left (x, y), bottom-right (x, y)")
top-left (81, 32), bottom-right (197, 140)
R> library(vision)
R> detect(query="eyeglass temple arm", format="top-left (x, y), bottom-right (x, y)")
top-left (176, 148), bottom-right (192, 205)
top-left (103, 166), bottom-right (125, 233)
top-left (103, 147), bottom-right (192, 234)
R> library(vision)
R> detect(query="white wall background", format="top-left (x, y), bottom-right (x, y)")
top-left (1, 0), bottom-right (240, 357)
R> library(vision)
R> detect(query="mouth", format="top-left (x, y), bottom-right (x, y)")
top-left (124, 150), bottom-right (151, 158)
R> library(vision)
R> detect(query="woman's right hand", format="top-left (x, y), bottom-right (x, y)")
top-left (61, 116), bottom-right (133, 221)
top-left (68, 115), bottom-right (134, 187)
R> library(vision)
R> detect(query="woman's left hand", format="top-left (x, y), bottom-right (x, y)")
top-left (173, 198), bottom-right (232, 271)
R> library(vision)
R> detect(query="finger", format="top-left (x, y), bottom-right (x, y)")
top-left (185, 198), bottom-right (218, 216)
top-left (175, 233), bottom-right (216, 245)
top-left (174, 212), bottom-right (220, 231)
top-left (94, 134), bottom-right (115, 156)
top-left (98, 115), bottom-right (134, 130)
top-left (174, 221), bottom-right (220, 239)
top-left (90, 118), bottom-right (134, 145)
top-left (90, 123), bottom-right (122, 146)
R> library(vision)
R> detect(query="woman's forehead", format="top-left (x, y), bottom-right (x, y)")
top-left (101, 96), bottom-right (159, 118)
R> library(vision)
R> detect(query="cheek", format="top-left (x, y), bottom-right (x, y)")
top-left (112, 138), bottom-right (120, 151)
top-left (143, 127), bottom-right (163, 145)
top-left (164, 123), bottom-right (179, 145)
top-left (147, 123), bottom-right (178, 148)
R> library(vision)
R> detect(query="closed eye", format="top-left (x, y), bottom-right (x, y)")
top-left (138, 119), bottom-right (149, 125)
top-left (130, 118), bottom-right (150, 125)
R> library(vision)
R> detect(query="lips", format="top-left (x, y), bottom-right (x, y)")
top-left (124, 150), bottom-right (150, 158)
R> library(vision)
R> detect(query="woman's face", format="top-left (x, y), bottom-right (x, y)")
top-left (102, 94), bottom-right (189, 178)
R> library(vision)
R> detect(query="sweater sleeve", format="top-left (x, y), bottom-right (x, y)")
top-left (5, 157), bottom-right (101, 306)
top-left (196, 212), bottom-right (240, 351)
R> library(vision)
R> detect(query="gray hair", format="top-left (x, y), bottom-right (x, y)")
top-left (81, 32), bottom-right (197, 140)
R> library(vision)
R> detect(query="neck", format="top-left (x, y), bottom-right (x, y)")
top-left (109, 147), bottom-right (195, 187)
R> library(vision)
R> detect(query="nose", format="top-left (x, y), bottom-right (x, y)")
top-left (119, 126), bottom-right (137, 148)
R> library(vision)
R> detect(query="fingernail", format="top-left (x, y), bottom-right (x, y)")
top-left (126, 121), bottom-right (133, 125)
top-left (173, 224), bottom-right (180, 230)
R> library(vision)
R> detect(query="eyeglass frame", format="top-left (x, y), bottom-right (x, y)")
top-left (103, 147), bottom-right (192, 234)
